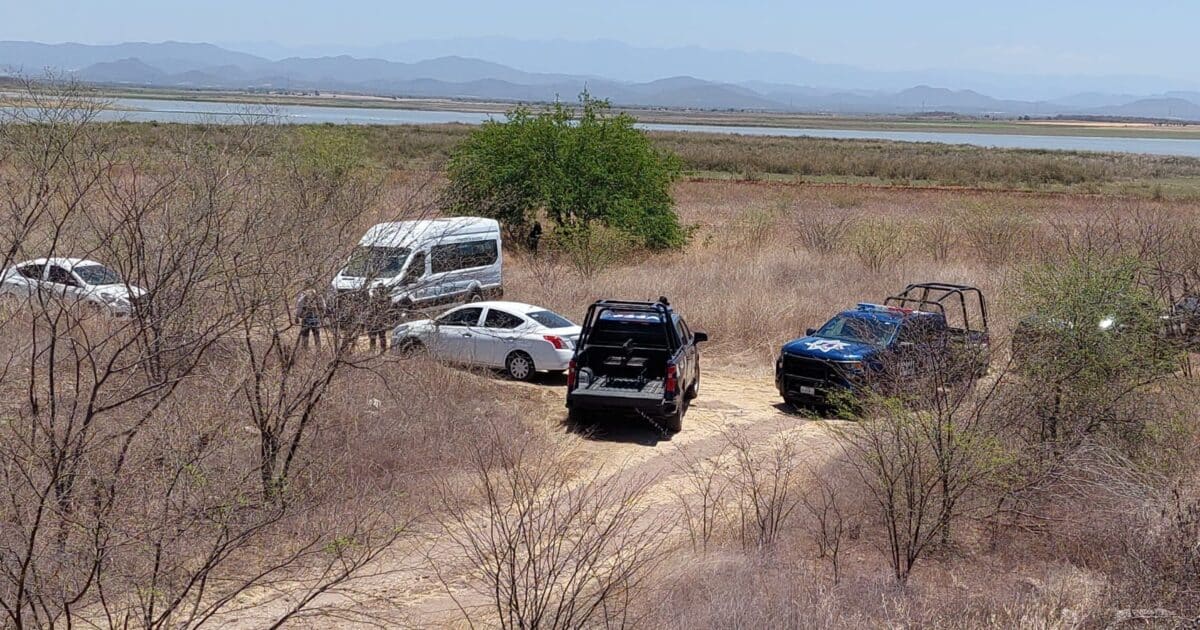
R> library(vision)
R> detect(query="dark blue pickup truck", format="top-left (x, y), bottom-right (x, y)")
top-left (776, 283), bottom-right (989, 409)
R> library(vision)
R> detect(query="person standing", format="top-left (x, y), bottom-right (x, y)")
top-left (367, 287), bottom-right (395, 353)
top-left (527, 221), bottom-right (543, 255)
top-left (332, 289), bottom-right (365, 351)
top-left (295, 289), bottom-right (327, 350)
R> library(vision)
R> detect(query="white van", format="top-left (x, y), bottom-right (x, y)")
top-left (331, 217), bottom-right (503, 308)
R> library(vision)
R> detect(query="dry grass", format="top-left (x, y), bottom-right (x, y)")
top-left (101, 121), bottom-right (1200, 196)
top-left (502, 180), bottom-right (1200, 368)
top-left (7, 108), bottom-right (1200, 627)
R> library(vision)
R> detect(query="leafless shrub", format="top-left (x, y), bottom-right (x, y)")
top-left (800, 468), bottom-right (863, 585)
top-left (0, 78), bottom-right (406, 628)
top-left (832, 349), bottom-right (1011, 583)
top-left (792, 206), bottom-right (858, 254)
top-left (723, 429), bottom-right (803, 551)
top-left (437, 436), bottom-right (667, 630)
top-left (847, 220), bottom-right (910, 272)
top-left (957, 202), bottom-right (1032, 265)
top-left (672, 444), bottom-right (729, 554)
top-left (925, 213), bottom-right (957, 262)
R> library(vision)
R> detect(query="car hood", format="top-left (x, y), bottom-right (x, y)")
top-left (86, 284), bottom-right (145, 301)
top-left (392, 318), bottom-right (433, 333)
top-left (781, 336), bottom-right (879, 361)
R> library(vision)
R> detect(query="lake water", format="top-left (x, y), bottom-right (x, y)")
top-left (32, 97), bottom-right (1200, 158)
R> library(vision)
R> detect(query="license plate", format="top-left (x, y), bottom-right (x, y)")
top-left (799, 386), bottom-right (816, 396)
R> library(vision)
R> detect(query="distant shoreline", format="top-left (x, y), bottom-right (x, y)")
top-left (53, 86), bottom-right (1200, 140)
top-left (6, 83), bottom-right (1200, 140)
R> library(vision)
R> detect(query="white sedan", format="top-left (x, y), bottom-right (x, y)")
top-left (0, 257), bottom-right (146, 316)
top-left (392, 301), bottom-right (581, 381)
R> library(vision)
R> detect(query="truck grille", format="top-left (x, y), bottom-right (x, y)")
top-left (782, 353), bottom-right (830, 381)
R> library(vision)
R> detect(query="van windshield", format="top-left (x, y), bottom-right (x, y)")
top-left (342, 246), bottom-right (410, 279)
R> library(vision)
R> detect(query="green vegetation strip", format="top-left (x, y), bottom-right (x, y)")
top-left (94, 120), bottom-right (1200, 199)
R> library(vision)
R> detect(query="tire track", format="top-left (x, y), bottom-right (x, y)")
top-left (225, 369), bottom-right (845, 628)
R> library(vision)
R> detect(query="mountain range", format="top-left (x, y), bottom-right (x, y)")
top-left (4, 40), bottom-right (1200, 121)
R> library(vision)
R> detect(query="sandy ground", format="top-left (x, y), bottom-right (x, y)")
top-left (217, 367), bottom-right (845, 628)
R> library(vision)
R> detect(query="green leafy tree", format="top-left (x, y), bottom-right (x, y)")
top-left (445, 93), bottom-right (685, 250)
top-left (1014, 254), bottom-right (1181, 446)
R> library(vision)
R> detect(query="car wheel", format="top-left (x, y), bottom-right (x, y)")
top-left (505, 351), bottom-right (535, 381)
top-left (685, 371), bottom-right (700, 400)
top-left (396, 339), bottom-right (426, 357)
top-left (467, 290), bottom-right (483, 303)
top-left (567, 407), bottom-right (594, 425)
top-left (663, 403), bottom-right (684, 433)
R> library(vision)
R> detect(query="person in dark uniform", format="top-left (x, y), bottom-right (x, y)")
top-left (332, 288), bottom-right (366, 351)
top-left (528, 221), bottom-right (543, 255)
top-left (366, 286), bottom-right (395, 353)
top-left (294, 289), bottom-right (327, 349)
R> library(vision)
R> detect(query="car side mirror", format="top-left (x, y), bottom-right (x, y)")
top-left (806, 328), bottom-right (816, 336)
top-left (693, 331), bottom-right (709, 343)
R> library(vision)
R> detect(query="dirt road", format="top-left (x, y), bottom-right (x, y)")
top-left (224, 369), bottom-right (843, 628)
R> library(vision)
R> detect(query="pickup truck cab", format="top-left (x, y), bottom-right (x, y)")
top-left (566, 299), bottom-right (707, 432)
top-left (777, 283), bottom-right (989, 409)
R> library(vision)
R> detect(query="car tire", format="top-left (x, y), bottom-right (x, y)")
top-left (396, 339), bottom-right (426, 357)
top-left (685, 372), bottom-right (700, 400)
top-left (567, 406), bottom-right (594, 425)
top-left (663, 403), bottom-right (684, 433)
top-left (505, 351), bottom-right (536, 381)
top-left (467, 290), bottom-right (483, 303)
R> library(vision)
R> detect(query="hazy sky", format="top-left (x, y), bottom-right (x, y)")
top-left (2, 0), bottom-right (1193, 79)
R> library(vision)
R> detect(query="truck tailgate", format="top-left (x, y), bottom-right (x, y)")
top-left (574, 375), bottom-right (664, 400)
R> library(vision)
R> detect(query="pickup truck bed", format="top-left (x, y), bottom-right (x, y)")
top-left (566, 299), bottom-right (707, 432)
top-left (574, 375), bottom-right (665, 398)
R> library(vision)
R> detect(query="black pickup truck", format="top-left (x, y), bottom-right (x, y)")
top-left (565, 299), bottom-right (707, 432)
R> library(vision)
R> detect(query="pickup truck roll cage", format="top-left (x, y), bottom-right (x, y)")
top-left (884, 282), bottom-right (989, 333)
top-left (577, 299), bottom-right (678, 350)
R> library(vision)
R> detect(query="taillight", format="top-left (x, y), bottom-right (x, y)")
top-left (567, 359), bottom-right (577, 390)
top-left (665, 364), bottom-right (678, 398)
top-left (544, 335), bottom-right (566, 349)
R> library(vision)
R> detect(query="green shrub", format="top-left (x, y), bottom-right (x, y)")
top-left (1014, 254), bottom-right (1182, 446)
top-left (546, 221), bottom-right (639, 279)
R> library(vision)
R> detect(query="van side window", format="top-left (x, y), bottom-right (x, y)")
top-left (431, 239), bottom-right (498, 274)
